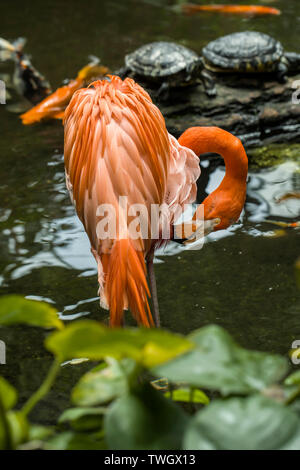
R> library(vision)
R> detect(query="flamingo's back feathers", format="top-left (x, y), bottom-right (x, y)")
top-left (64, 76), bottom-right (171, 326)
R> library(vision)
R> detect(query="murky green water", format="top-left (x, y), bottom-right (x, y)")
top-left (0, 0), bottom-right (299, 422)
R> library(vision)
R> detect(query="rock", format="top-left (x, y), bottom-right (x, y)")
top-left (139, 73), bottom-right (300, 149)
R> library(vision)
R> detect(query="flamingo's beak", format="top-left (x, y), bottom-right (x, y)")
top-left (173, 217), bottom-right (221, 245)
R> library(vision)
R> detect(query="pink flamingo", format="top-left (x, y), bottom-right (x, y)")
top-left (64, 76), bottom-right (248, 327)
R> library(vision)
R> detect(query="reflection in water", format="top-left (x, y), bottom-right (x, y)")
top-left (1, 157), bottom-right (298, 321)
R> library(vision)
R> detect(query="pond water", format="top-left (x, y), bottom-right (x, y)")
top-left (0, 0), bottom-right (299, 422)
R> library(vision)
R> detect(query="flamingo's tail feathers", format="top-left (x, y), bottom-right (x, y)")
top-left (103, 239), bottom-right (153, 328)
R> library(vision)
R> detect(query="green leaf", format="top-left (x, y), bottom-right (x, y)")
top-left (0, 377), bottom-right (17, 410)
top-left (6, 411), bottom-right (29, 449)
top-left (59, 407), bottom-right (105, 423)
top-left (45, 320), bottom-right (192, 366)
top-left (165, 388), bottom-right (209, 405)
top-left (58, 407), bottom-right (105, 432)
top-left (72, 358), bottom-right (138, 406)
top-left (184, 395), bottom-right (300, 450)
top-left (285, 370), bottom-right (300, 386)
top-left (153, 325), bottom-right (288, 396)
top-left (27, 424), bottom-right (54, 441)
top-left (0, 295), bottom-right (63, 330)
top-left (104, 383), bottom-right (189, 450)
top-left (45, 431), bottom-right (107, 450)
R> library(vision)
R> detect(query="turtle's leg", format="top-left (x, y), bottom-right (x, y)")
top-left (276, 59), bottom-right (288, 83)
top-left (285, 52), bottom-right (300, 73)
top-left (156, 81), bottom-right (170, 101)
top-left (201, 69), bottom-right (217, 97)
top-left (195, 58), bottom-right (217, 97)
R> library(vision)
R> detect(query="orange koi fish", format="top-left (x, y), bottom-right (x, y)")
top-left (266, 220), bottom-right (300, 228)
top-left (21, 61), bottom-right (109, 125)
top-left (181, 4), bottom-right (281, 16)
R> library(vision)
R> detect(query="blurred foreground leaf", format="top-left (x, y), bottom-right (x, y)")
top-left (59, 407), bottom-right (105, 432)
top-left (285, 370), bottom-right (300, 386)
top-left (45, 431), bottom-right (106, 450)
top-left (72, 358), bottom-right (137, 406)
top-left (105, 383), bottom-right (188, 450)
top-left (165, 388), bottom-right (209, 405)
top-left (45, 320), bottom-right (192, 367)
top-left (0, 296), bottom-right (63, 330)
top-left (0, 377), bottom-right (17, 410)
top-left (153, 325), bottom-right (288, 395)
top-left (184, 395), bottom-right (300, 450)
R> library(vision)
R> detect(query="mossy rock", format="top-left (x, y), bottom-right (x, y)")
top-left (248, 144), bottom-right (300, 168)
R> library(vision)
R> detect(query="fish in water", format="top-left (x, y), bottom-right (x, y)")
top-left (181, 4), bottom-right (281, 16)
top-left (266, 220), bottom-right (300, 228)
top-left (0, 36), bottom-right (51, 104)
top-left (21, 59), bottom-right (109, 125)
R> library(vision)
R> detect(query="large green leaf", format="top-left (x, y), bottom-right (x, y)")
top-left (184, 395), bottom-right (300, 450)
top-left (45, 320), bottom-right (192, 366)
top-left (72, 358), bottom-right (138, 406)
top-left (153, 325), bottom-right (288, 395)
top-left (104, 383), bottom-right (188, 450)
top-left (0, 296), bottom-right (63, 330)
top-left (0, 377), bottom-right (17, 410)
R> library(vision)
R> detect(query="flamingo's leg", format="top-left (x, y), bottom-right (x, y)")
top-left (146, 249), bottom-right (160, 328)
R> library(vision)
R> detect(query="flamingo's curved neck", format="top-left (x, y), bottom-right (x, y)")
top-left (178, 126), bottom-right (248, 230)
top-left (178, 126), bottom-right (248, 182)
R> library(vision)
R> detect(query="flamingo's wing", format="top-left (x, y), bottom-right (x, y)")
top-left (165, 133), bottom-right (200, 222)
top-left (64, 77), bottom-right (170, 254)
top-left (64, 77), bottom-right (171, 325)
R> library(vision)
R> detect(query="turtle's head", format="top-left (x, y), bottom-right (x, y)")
top-left (285, 52), bottom-right (300, 73)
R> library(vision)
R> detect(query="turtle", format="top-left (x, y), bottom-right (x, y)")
top-left (119, 41), bottom-right (215, 98)
top-left (201, 31), bottom-right (300, 94)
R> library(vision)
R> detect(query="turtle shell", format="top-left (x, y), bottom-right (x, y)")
top-left (202, 31), bottom-right (283, 73)
top-left (125, 41), bottom-right (199, 79)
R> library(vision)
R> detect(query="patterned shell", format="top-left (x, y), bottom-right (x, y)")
top-left (125, 41), bottom-right (199, 78)
top-left (203, 31), bottom-right (283, 71)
